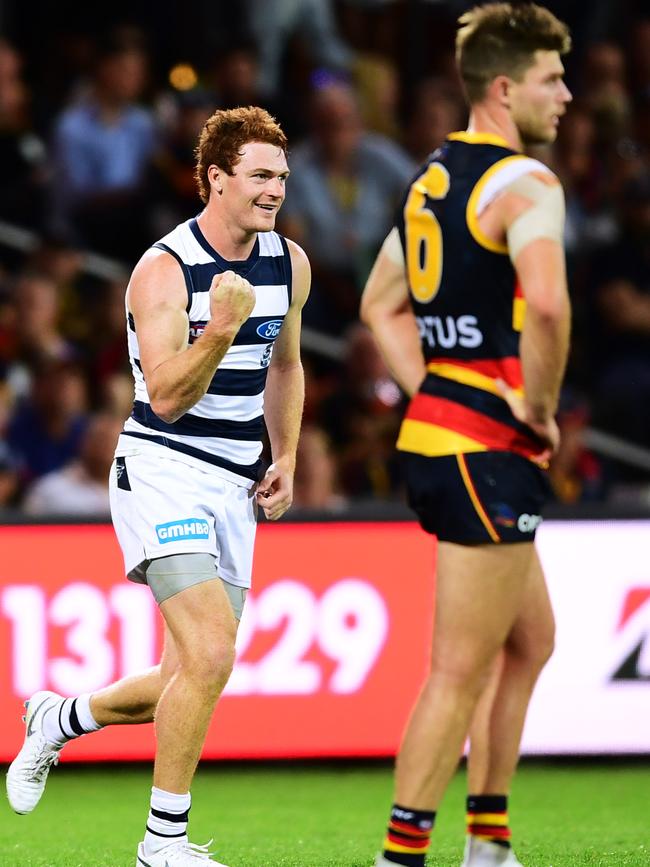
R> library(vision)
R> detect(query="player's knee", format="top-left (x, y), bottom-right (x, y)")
top-left (184, 637), bottom-right (236, 692)
top-left (506, 622), bottom-right (555, 672)
top-left (430, 647), bottom-right (497, 695)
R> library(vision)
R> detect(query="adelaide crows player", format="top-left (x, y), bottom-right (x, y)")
top-left (361, 4), bottom-right (572, 866)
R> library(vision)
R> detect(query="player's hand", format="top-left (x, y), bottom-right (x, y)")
top-left (208, 270), bottom-right (255, 334)
top-left (255, 457), bottom-right (294, 521)
top-left (496, 379), bottom-right (559, 465)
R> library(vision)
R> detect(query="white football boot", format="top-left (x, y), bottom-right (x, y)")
top-left (374, 857), bottom-right (399, 866)
top-left (6, 690), bottom-right (64, 814)
top-left (461, 837), bottom-right (523, 866)
top-left (136, 840), bottom-right (228, 866)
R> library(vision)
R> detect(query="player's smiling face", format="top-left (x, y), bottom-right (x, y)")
top-left (220, 141), bottom-right (289, 234)
top-left (509, 50), bottom-right (572, 145)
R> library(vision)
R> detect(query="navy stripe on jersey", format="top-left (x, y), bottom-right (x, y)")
top-left (233, 316), bottom-right (284, 345)
top-left (128, 312), bottom-right (135, 332)
top-left (122, 430), bottom-right (263, 482)
top-left (207, 367), bottom-right (268, 396)
top-left (278, 235), bottom-right (293, 305)
top-left (175, 259), bottom-right (288, 295)
top-left (152, 242), bottom-right (194, 311)
top-left (188, 317), bottom-right (284, 346)
top-left (131, 401), bottom-right (264, 440)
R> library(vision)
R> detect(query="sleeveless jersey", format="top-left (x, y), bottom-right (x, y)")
top-left (117, 217), bottom-right (292, 485)
top-left (395, 131), bottom-right (554, 461)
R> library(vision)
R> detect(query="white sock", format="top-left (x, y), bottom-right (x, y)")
top-left (73, 693), bottom-right (102, 733)
top-left (41, 694), bottom-right (103, 747)
top-left (144, 787), bottom-right (191, 854)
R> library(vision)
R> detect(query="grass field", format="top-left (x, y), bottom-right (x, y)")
top-left (2, 761), bottom-right (648, 866)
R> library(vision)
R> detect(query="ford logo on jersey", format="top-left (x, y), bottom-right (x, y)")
top-left (155, 519), bottom-right (210, 543)
top-left (256, 319), bottom-right (283, 340)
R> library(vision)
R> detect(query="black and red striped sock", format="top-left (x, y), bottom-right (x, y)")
top-left (382, 804), bottom-right (435, 866)
top-left (466, 794), bottom-right (511, 848)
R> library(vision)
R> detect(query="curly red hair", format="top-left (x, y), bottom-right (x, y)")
top-left (194, 106), bottom-right (288, 204)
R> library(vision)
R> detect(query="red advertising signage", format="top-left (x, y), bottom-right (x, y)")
top-left (0, 523), bottom-right (436, 762)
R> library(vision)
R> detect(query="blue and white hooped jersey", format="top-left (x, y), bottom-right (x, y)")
top-left (117, 217), bottom-right (293, 486)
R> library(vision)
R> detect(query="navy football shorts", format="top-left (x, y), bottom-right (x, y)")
top-left (401, 450), bottom-right (551, 544)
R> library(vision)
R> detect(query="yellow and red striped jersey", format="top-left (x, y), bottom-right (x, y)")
top-left (395, 131), bottom-right (551, 461)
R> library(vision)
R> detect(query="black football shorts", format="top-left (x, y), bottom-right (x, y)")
top-left (401, 450), bottom-right (551, 544)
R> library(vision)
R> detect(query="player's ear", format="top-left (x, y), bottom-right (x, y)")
top-left (489, 74), bottom-right (512, 109)
top-left (207, 164), bottom-right (224, 197)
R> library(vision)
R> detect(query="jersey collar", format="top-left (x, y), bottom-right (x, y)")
top-left (447, 131), bottom-right (513, 149)
top-left (189, 216), bottom-right (260, 276)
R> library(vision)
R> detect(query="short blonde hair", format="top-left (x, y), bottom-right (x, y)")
top-left (456, 3), bottom-right (571, 104)
top-left (194, 106), bottom-right (288, 204)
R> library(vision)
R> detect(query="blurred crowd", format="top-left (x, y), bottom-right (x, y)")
top-left (0, 0), bottom-right (648, 516)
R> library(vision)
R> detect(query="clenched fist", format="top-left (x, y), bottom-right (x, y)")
top-left (208, 270), bottom-right (256, 334)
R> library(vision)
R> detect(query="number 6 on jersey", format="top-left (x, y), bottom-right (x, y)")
top-left (404, 162), bottom-right (450, 303)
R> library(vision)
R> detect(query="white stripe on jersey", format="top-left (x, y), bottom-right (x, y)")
top-left (188, 283), bottom-right (289, 320)
top-left (133, 378), bottom-right (149, 403)
top-left (189, 392), bottom-right (263, 422)
top-left (156, 220), bottom-right (214, 265)
top-left (207, 342), bottom-right (271, 370)
top-left (258, 232), bottom-right (284, 257)
top-left (476, 157), bottom-right (555, 216)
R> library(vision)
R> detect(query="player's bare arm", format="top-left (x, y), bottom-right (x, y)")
top-left (129, 249), bottom-right (255, 423)
top-left (257, 239), bottom-right (311, 520)
top-left (483, 172), bottom-right (570, 454)
top-left (360, 228), bottom-right (426, 397)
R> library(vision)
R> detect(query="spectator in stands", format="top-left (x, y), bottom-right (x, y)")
top-left (150, 89), bottom-right (215, 235)
top-left (6, 360), bottom-right (88, 484)
top-left (0, 281), bottom-right (18, 374)
top-left (208, 40), bottom-right (298, 139)
top-left (292, 424), bottom-right (348, 512)
top-left (581, 42), bottom-right (631, 140)
top-left (0, 372), bottom-right (20, 507)
top-left (318, 324), bottom-right (403, 499)
top-left (12, 272), bottom-right (77, 373)
top-left (280, 79), bottom-right (414, 333)
top-left (0, 39), bottom-right (48, 230)
top-left (87, 278), bottom-right (130, 396)
top-left (51, 33), bottom-right (157, 261)
top-left (353, 53), bottom-right (401, 141)
top-left (554, 109), bottom-right (612, 255)
top-left (586, 172), bottom-right (650, 464)
top-left (101, 370), bottom-right (134, 422)
top-left (0, 1), bottom-right (645, 510)
top-left (630, 19), bottom-right (650, 100)
top-left (22, 234), bottom-right (99, 347)
top-left (26, 235), bottom-right (85, 289)
top-left (245, 0), bottom-right (353, 97)
top-left (0, 437), bottom-right (20, 508)
top-left (403, 77), bottom-right (466, 164)
top-left (23, 412), bottom-right (121, 516)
